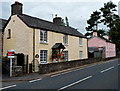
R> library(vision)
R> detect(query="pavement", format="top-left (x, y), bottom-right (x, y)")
top-left (2, 72), bottom-right (44, 82)
top-left (2, 58), bottom-right (119, 82)
top-left (1, 58), bottom-right (119, 90)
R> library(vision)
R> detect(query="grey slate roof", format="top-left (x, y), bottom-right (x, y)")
top-left (17, 14), bottom-right (86, 38)
top-left (52, 43), bottom-right (65, 49)
top-left (0, 19), bottom-right (7, 30)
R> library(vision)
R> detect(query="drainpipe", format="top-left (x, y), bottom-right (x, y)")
top-left (33, 28), bottom-right (35, 72)
top-left (2, 31), bottom-right (3, 57)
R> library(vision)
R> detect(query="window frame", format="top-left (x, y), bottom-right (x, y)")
top-left (7, 29), bottom-right (11, 39)
top-left (40, 50), bottom-right (47, 64)
top-left (63, 34), bottom-right (68, 45)
top-left (40, 30), bottom-right (47, 43)
top-left (63, 51), bottom-right (68, 61)
top-left (79, 38), bottom-right (82, 46)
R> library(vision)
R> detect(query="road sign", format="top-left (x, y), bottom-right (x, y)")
top-left (98, 47), bottom-right (103, 51)
top-left (7, 50), bottom-right (15, 58)
top-left (7, 50), bottom-right (15, 77)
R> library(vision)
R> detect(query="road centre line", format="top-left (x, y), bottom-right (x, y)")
top-left (29, 78), bottom-right (42, 83)
top-left (58, 76), bottom-right (92, 91)
top-left (60, 61), bottom-right (107, 75)
top-left (1, 85), bottom-right (16, 90)
top-left (100, 66), bottom-right (114, 73)
top-left (51, 60), bottom-right (117, 77)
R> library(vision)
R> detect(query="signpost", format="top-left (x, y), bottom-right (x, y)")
top-left (98, 47), bottom-right (103, 51)
top-left (7, 50), bottom-right (15, 77)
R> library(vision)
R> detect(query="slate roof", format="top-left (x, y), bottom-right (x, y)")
top-left (99, 36), bottom-right (112, 43)
top-left (88, 36), bottom-right (114, 43)
top-left (17, 14), bottom-right (86, 38)
top-left (52, 43), bottom-right (65, 49)
top-left (0, 19), bottom-right (7, 30)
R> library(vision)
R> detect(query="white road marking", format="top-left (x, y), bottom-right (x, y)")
top-left (101, 66), bottom-right (114, 73)
top-left (51, 74), bottom-right (61, 77)
top-left (58, 76), bottom-right (92, 91)
top-left (0, 85), bottom-right (16, 90)
top-left (29, 78), bottom-right (42, 83)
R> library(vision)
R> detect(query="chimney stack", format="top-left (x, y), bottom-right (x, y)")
top-left (11, 1), bottom-right (23, 15)
top-left (93, 31), bottom-right (97, 36)
top-left (53, 15), bottom-right (62, 25)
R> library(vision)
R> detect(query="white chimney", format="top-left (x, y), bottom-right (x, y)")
top-left (93, 31), bottom-right (97, 36)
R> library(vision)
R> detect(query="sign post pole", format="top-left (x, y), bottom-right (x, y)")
top-left (10, 58), bottom-right (12, 77)
top-left (7, 50), bottom-right (15, 77)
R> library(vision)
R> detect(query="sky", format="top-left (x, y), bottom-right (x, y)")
top-left (0, 0), bottom-right (120, 34)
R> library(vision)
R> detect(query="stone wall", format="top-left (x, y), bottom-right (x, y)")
top-left (39, 56), bottom-right (117, 74)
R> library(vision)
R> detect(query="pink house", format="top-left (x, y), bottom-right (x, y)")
top-left (88, 32), bottom-right (116, 58)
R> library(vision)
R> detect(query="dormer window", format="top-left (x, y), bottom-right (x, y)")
top-left (40, 30), bottom-right (47, 43)
top-left (7, 29), bottom-right (11, 39)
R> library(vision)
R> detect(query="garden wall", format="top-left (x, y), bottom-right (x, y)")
top-left (39, 56), bottom-right (119, 74)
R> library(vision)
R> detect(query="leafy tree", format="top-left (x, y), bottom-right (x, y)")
top-left (97, 29), bottom-right (107, 37)
top-left (100, 1), bottom-right (117, 29)
top-left (86, 1), bottom-right (120, 54)
top-left (85, 29), bottom-right (107, 37)
top-left (100, 1), bottom-right (117, 40)
top-left (86, 10), bottom-right (101, 32)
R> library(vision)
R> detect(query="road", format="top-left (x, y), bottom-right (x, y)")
top-left (1, 58), bottom-right (120, 91)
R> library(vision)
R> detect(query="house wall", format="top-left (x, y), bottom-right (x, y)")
top-left (106, 42), bottom-right (116, 58)
top-left (3, 15), bottom-right (88, 72)
top-left (35, 29), bottom-right (88, 67)
top-left (88, 37), bottom-right (116, 58)
top-left (3, 15), bottom-right (33, 64)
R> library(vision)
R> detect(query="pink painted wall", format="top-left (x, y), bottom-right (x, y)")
top-left (106, 42), bottom-right (116, 58)
top-left (88, 37), bottom-right (106, 47)
top-left (88, 37), bottom-right (116, 58)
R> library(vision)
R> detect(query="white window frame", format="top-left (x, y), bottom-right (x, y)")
top-left (63, 51), bottom-right (68, 61)
top-left (79, 38), bottom-right (82, 46)
top-left (40, 50), bottom-right (47, 64)
top-left (80, 51), bottom-right (83, 59)
top-left (63, 34), bottom-right (68, 45)
top-left (40, 30), bottom-right (47, 43)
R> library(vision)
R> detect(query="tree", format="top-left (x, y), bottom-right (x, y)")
top-left (85, 10), bottom-right (101, 37)
top-left (100, 1), bottom-right (117, 41)
top-left (85, 29), bottom-right (107, 37)
top-left (86, 10), bottom-right (101, 32)
top-left (85, 1), bottom-right (120, 54)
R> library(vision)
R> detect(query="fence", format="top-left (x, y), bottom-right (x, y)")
top-left (39, 56), bottom-right (119, 74)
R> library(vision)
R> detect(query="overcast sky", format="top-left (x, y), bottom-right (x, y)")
top-left (0, 0), bottom-right (119, 34)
